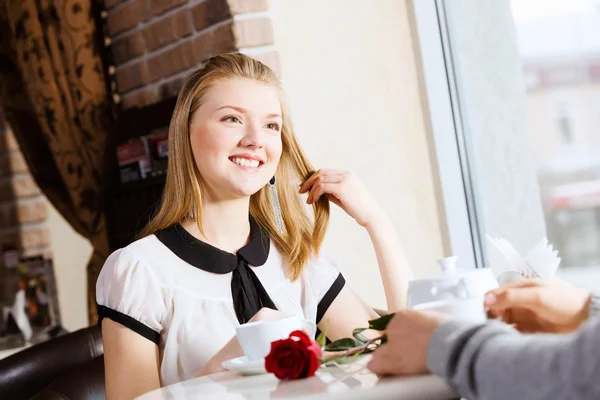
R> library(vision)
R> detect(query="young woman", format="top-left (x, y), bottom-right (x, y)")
top-left (97, 53), bottom-right (410, 398)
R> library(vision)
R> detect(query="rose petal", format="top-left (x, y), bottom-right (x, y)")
top-left (288, 343), bottom-right (308, 379)
top-left (266, 339), bottom-right (295, 375)
top-left (289, 330), bottom-right (313, 346)
top-left (306, 348), bottom-right (321, 377)
top-left (307, 341), bottom-right (323, 358)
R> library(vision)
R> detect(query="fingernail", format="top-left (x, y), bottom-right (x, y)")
top-left (484, 293), bottom-right (496, 306)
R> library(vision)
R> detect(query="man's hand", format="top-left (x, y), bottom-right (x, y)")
top-left (485, 279), bottom-right (591, 333)
top-left (367, 309), bottom-right (448, 376)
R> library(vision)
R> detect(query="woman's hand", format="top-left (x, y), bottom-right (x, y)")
top-left (248, 307), bottom-right (293, 323)
top-left (299, 169), bottom-right (383, 227)
top-left (485, 280), bottom-right (592, 333)
top-left (300, 169), bottom-right (410, 312)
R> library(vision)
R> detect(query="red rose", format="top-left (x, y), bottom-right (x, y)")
top-left (265, 330), bottom-right (322, 379)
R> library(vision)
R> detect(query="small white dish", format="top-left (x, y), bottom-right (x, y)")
top-left (221, 356), bottom-right (267, 375)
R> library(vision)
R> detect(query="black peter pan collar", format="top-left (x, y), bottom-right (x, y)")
top-left (154, 217), bottom-right (270, 272)
top-left (155, 217), bottom-right (277, 324)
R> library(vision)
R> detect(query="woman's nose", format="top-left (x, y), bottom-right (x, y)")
top-left (239, 121), bottom-right (264, 148)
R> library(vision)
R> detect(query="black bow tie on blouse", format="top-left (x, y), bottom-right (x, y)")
top-left (155, 217), bottom-right (277, 324)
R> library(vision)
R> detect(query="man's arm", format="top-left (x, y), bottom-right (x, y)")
top-left (428, 318), bottom-right (600, 400)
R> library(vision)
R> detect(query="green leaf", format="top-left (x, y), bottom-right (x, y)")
top-left (368, 313), bottom-right (395, 331)
top-left (324, 337), bottom-right (362, 352)
top-left (316, 330), bottom-right (327, 348)
top-left (352, 328), bottom-right (368, 343)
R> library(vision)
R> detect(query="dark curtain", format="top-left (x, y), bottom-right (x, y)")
top-left (0, 0), bottom-right (115, 324)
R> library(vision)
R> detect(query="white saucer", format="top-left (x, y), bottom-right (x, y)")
top-left (221, 356), bottom-right (267, 375)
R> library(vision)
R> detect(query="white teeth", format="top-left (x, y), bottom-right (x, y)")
top-left (232, 157), bottom-right (260, 168)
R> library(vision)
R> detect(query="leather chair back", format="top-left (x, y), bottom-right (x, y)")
top-left (32, 356), bottom-right (105, 400)
top-left (0, 326), bottom-right (104, 399)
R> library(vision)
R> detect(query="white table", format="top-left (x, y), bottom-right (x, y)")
top-left (137, 356), bottom-right (457, 400)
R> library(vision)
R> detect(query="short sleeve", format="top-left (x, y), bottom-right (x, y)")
top-left (304, 254), bottom-right (346, 324)
top-left (96, 248), bottom-right (165, 345)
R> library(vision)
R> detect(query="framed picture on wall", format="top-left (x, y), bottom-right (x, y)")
top-left (1, 254), bottom-right (62, 347)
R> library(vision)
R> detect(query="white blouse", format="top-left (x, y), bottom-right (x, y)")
top-left (96, 219), bottom-right (344, 386)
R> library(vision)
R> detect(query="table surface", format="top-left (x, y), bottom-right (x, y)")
top-left (137, 355), bottom-right (457, 400)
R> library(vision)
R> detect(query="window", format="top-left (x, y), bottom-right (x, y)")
top-left (416, 0), bottom-right (600, 290)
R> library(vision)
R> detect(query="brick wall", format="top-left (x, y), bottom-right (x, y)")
top-left (0, 117), bottom-right (51, 260)
top-left (103, 0), bottom-right (280, 110)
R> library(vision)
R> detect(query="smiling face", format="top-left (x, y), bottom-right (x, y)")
top-left (189, 78), bottom-right (283, 202)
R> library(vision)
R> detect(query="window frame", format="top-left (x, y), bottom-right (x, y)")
top-left (411, 0), bottom-right (486, 269)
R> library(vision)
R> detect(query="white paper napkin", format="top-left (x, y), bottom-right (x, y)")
top-left (486, 235), bottom-right (561, 283)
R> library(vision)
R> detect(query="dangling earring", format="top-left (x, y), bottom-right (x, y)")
top-left (269, 177), bottom-right (284, 234)
top-left (188, 202), bottom-right (197, 222)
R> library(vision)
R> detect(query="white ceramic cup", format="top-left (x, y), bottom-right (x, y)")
top-left (412, 298), bottom-right (487, 323)
top-left (235, 316), bottom-right (317, 361)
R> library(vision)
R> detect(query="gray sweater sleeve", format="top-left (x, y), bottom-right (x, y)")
top-left (427, 318), bottom-right (600, 400)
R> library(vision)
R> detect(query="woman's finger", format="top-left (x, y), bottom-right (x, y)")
top-left (298, 170), bottom-right (321, 194)
top-left (318, 169), bottom-right (346, 176)
top-left (308, 182), bottom-right (338, 204)
top-left (299, 169), bottom-right (346, 194)
top-left (307, 180), bottom-right (324, 204)
top-left (306, 175), bottom-right (344, 203)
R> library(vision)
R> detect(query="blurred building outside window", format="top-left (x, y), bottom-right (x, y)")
top-left (513, 0), bottom-right (600, 288)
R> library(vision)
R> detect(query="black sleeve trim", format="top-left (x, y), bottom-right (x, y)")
top-left (97, 304), bottom-right (160, 345)
top-left (316, 273), bottom-right (346, 324)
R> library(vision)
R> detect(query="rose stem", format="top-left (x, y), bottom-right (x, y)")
top-left (323, 335), bottom-right (386, 360)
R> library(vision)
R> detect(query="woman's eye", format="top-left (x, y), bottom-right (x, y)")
top-left (266, 122), bottom-right (280, 131)
top-left (224, 116), bottom-right (241, 123)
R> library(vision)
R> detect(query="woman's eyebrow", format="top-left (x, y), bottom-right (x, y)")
top-left (216, 105), bottom-right (281, 119)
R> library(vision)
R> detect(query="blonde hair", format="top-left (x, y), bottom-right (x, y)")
top-left (139, 53), bottom-right (329, 280)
